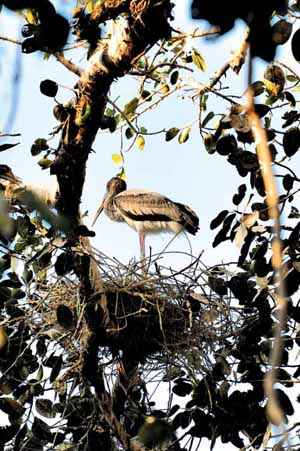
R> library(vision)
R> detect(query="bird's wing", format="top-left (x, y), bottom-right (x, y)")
top-left (114, 191), bottom-right (183, 222)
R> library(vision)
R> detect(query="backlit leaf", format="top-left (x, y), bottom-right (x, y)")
top-left (178, 127), bottom-right (191, 144)
top-left (124, 97), bottom-right (139, 118)
top-left (192, 48), bottom-right (207, 71)
top-left (0, 327), bottom-right (8, 353)
top-left (24, 9), bottom-right (38, 24)
top-left (38, 157), bottom-right (53, 170)
top-left (112, 153), bottom-right (123, 165)
top-left (86, 0), bottom-right (95, 13)
top-left (160, 83), bottom-right (170, 94)
top-left (136, 135), bottom-right (145, 150)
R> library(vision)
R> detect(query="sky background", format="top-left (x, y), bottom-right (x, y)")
top-left (0, 0), bottom-right (272, 270)
top-left (0, 0), bottom-right (300, 446)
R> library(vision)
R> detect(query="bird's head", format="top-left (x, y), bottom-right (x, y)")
top-left (106, 176), bottom-right (127, 195)
top-left (0, 165), bottom-right (21, 185)
top-left (92, 177), bottom-right (127, 226)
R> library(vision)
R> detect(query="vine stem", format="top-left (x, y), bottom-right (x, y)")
top-left (246, 54), bottom-right (287, 427)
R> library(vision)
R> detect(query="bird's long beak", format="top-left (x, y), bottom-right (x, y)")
top-left (91, 194), bottom-right (107, 227)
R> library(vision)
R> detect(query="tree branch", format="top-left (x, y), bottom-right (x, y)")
top-left (55, 52), bottom-right (83, 76)
top-left (52, 0), bottom-right (173, 219)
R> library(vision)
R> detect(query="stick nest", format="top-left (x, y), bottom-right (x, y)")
top-left (40, 252), bottom-right (254, 376)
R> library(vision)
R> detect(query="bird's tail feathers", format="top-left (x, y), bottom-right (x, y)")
top-left (176, 202), bottom-right (199, 235)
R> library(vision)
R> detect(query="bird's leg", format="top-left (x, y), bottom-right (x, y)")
top-left (139, 231), bottom-right (146, 261)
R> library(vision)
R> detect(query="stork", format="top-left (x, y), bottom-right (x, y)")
top-left (0, 164), bottom-right (57, 206)
top-left (92, 177), bottom-right (199, 259)
top-left (0, 164), bottom-right (22, 185)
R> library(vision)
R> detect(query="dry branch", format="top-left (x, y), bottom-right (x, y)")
top-left (245, 60), bottom-right (287, 427)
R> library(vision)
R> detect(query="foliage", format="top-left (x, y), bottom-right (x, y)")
top-left (0, 1), bottom-right (300, 450)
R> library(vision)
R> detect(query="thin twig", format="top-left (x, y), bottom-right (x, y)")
top-left (55, 52), bottom-right (83, 77)
top-left (0, 34), bottom-right (22, 45)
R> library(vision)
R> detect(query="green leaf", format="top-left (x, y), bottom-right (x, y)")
top-left (141, 90), bottom-right (152, 101)
top-left (36, 365), bottom-right (44, 381)
top-left (108, 116), bottom-right (117, 133)
top-left (283, 127), bottom-right (300, 157)
top-left (170, 70), bottom-right (179, 85)
top-left (22, 266), bottom-right (33, 284)
top-left (286, 75), bottom-right (299, 83)
top-left (200, 94), bottom-right (208, 111)
top-left (136, 135), bottom-right (145, 150)
top-left (35, 398), bottom-right (54, 419)
top-left (178, 127), bottom-right (191, 144)
top-left (86, 0), bottom-right (95, 13)
top-left (192, 48), bottom-right (207, 71)
top-left (204, 133), bottom-right (216, 154)
top-left (265, 95), bottom-right (279, 106)
top-left (112, 153), bottom-right (123, 165)
top-left (264, 116), bottom-right (271, 129)
top-left (125, 127), bottom-right (135, 139)
top-left (31, 138), bottom-right (49, 156)
top-left (37, 157), bottom-right (53, 170)
top-left (0, 143), bottom-right (19, 152)
top-left (50, 355), bottom-right (63, 382)
top-left (105, 107), bottom-right (115, 117)
top-left (271, 19), bottom-right (293, 46)
top-left (124, 97), bottom-right (139, 118)
top-left (201, 111), bottom-right (214, 128)
top-left (40, 79), bottom-right (58, 97)
top-left (165, 127), bottom-right (179, 142)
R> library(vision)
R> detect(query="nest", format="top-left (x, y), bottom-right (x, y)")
top-left (41, 251), bottom-right (252, 375)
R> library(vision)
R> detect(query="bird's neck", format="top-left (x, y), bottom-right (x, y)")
top-left (104, 195), bottom-right (124, 222)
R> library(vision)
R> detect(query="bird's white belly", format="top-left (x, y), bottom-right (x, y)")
top-left (123, 217), bottom-right (184, 235)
